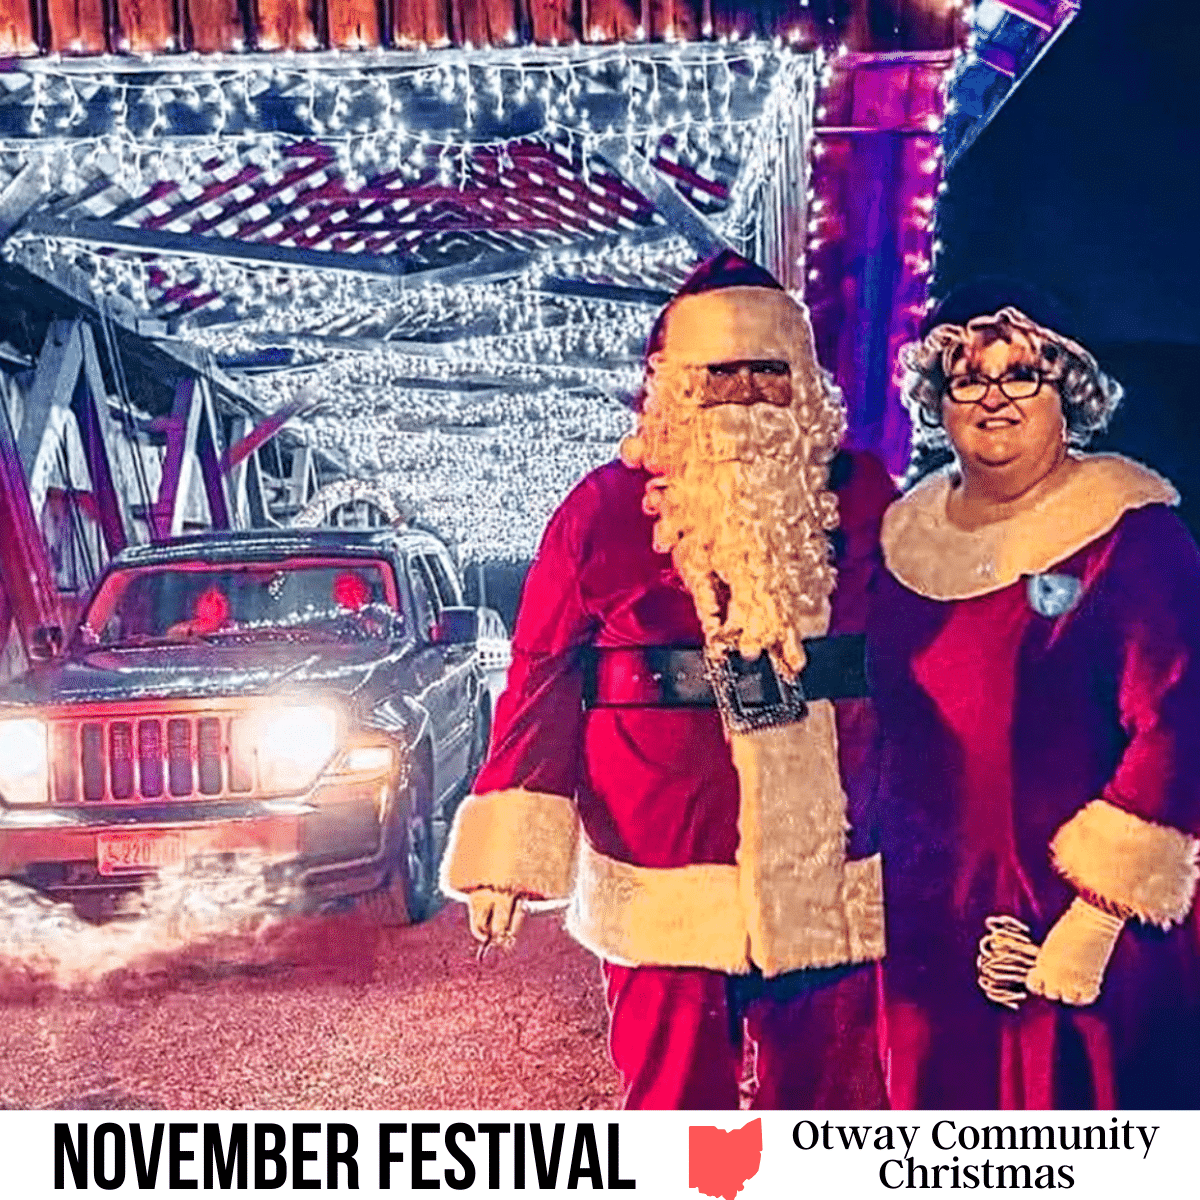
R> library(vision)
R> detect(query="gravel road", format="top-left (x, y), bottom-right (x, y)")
top-left (0, 902), bottom-right (622, 1111)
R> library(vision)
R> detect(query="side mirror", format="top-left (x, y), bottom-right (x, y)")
top-left (430, 607), bottom-right (478, 645)
top-left (30, 624), bottom-right (64, 662)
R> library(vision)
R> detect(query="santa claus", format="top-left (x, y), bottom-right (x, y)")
top-left (441, 251), bottom-right (895, 1109)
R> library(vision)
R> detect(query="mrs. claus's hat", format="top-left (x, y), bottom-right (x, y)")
top-left (919, 276), bottom-right (1081, 343)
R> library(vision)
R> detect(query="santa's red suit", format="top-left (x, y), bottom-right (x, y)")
top-left (444, 253), bottom-right (902, 1104)
top-left (443, 254), bottom-right (900, 1108)
top-left (442, 251), bottom-right (896, 1107)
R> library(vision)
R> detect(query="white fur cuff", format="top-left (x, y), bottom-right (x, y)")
top-left (565, 838), bottom-right (885, 975)
top-left (440, 789), bottom-right (580, 904)
top-left (1051, 799), bottom-right (1200, 928)
top-left (567, 839), bottom-right (751, 973)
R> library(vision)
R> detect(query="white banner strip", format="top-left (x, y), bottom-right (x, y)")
top-left (2, 1109), bottom-right (1194, 1197)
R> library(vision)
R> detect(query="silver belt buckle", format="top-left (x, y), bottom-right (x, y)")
top-left (704, 649), bottom-right (808, 735)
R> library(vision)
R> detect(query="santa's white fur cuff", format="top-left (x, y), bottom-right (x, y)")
top-left (1050, 799), bottom-right (1199, 928)
top-left (568, 843), bottom-right (751, 973)
top-left (440, 789), bottom-right (579, 905)
top-left (567, 837), bottom-right (884, 975)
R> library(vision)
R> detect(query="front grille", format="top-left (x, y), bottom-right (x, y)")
top-left (48, 712), bottom-right (255, 804)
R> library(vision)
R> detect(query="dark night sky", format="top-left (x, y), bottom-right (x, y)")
top-left (937, 0), bottom-right (1200, 346)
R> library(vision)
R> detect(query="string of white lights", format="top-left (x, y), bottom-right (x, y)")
top-left (1, 41), bottom-right (798, 195)
top-left (308, 409), bottom-right (633, 562)
top-left (2, 203), bottom-right (692, 352)
top-left (0, 40), bottom-right (818, 561)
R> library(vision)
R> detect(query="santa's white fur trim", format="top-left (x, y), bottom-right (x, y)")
top-left (440, 789), bottom-right (579, 905)
top-left (566, 699), bottom-right (885, 975)
top-left (882, 453), bottom-right (1178, 600)
top-left (658, 286), bottom-right (815, 366)
top-left (567, 843), bottom-right (751, 973)
top-left (566, 839), bottom-right (884, 975)
top-left (844, 853), bottom-right (887, 963)
top-left (732, 704), bottom-right (886, 973)
top-left (1050, 799), bottom-right (1199, 929)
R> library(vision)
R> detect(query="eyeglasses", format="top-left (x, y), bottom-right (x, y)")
top-left (702, 359), bottom-right (792, 408)
top-left (706, 360), bottom-right (791, 378)
top-left (946, 367), bottom-right (1045, 405)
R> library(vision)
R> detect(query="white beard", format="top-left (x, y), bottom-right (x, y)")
top-left (636, 379), bottom-right (843, 676)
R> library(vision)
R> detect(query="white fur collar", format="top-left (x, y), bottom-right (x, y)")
top-left (882, 452), bottom-right (1179, 600)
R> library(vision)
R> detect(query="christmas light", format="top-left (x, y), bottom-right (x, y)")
top-left (0, 42), bottom-right (804, 198)
top-left (0, 41), bottom-right (820, 562)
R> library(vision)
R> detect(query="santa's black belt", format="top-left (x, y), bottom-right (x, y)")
top-left (582, 636), bottom-right (868, 713)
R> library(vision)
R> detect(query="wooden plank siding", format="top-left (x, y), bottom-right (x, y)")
top-left (0, 0), bottom-right (37, 52)
top-left (328, 0), bottom-right (380, 47)
top-left (181, 0), bottom-right (244, 50)
top-left (255, 0), bottom-right (319, 49)
top-left (29, 0), bottom-right (961, 56)
top-left (45, 0), bottom-right (107, 51)
top-left (114, 0), bottom-right (175, 50)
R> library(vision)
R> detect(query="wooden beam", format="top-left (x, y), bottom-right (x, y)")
top-left (19, 319), bottom-right (85, 519)
top-left (224, 413), bottom-right (252, 526)
top-left (7, 249), bottom-right (351, 494)
top-left (78, 323), bottom-right (137, 553)
top-left (196, 377), bottom-right (234, 530)
top-left (0, 370), bottom-right (62, 645)
top-left (0, 165), bottom-right (43, 245)
top-left (154, 376), bottom-right (204, 538)
top-left (593, 138), bottom-right (733, 260)
top-left (29, 213), bottom-right (616, 295)
top-left (26, 214), bottom-right (410, 279)
top-left (3, 41), bottom-right (729, 79)
top-left (219, 397), bottom-right (311, 473)
top-left (539, 278), bottom-right (671, 306)
top-left (211, 330), bottom-right (637, 382)
top-left (30, 212), bottom-right (681, 312)
top-left (288, 444), bottom-right (316, 513)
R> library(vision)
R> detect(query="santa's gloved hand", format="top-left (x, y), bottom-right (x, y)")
top-left (1026, 898), bottom-right (1125, 1006)
top-left (466, 886), bottom-right (530, 954)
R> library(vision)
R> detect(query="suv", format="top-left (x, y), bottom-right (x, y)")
top-left (0, 526), bottom-right (496, 923)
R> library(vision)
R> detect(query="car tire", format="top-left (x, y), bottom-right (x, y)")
top-left (400, 752), bottom-right (438, 924)
top-left (359, 750), bottom-right (436, 928)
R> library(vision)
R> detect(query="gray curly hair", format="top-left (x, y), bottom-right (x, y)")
top-left (899, 306), bottom-right (1124, 464)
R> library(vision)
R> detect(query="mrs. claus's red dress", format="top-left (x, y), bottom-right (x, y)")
top-left (871, 453), bottom-right (1200, 1108)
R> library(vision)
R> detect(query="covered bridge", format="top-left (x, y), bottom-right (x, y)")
top-left (0, 0), bottom-right (1078, 660)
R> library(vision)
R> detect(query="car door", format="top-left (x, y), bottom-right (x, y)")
top-left (420, 548), bottom-right (477, 790)
top-left (403, 550), bottom-right (454, 794)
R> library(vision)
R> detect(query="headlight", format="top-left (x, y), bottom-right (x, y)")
top-left (341, 745), bottom-right (395, 775)
top-left (255, 705), bottom-right (340, 794)
top-left (0, 718), bottom-right (50, 805)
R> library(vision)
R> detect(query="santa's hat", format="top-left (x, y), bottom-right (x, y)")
top-left (645, 250), bottom-right (783, 359)
top-left (638, 250), bottom-right (815, 399)
top-left (671, 248), bottom-right (784, 297)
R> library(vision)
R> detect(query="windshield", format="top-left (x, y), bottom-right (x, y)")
top-left (80, 557), bottom-right (401, 648)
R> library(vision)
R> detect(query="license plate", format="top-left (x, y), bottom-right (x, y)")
top-left (97, 831), bottom-right (185, 875)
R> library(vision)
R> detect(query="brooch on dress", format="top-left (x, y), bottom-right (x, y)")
top-left (1025, 572), bottom-right (1082, 618)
